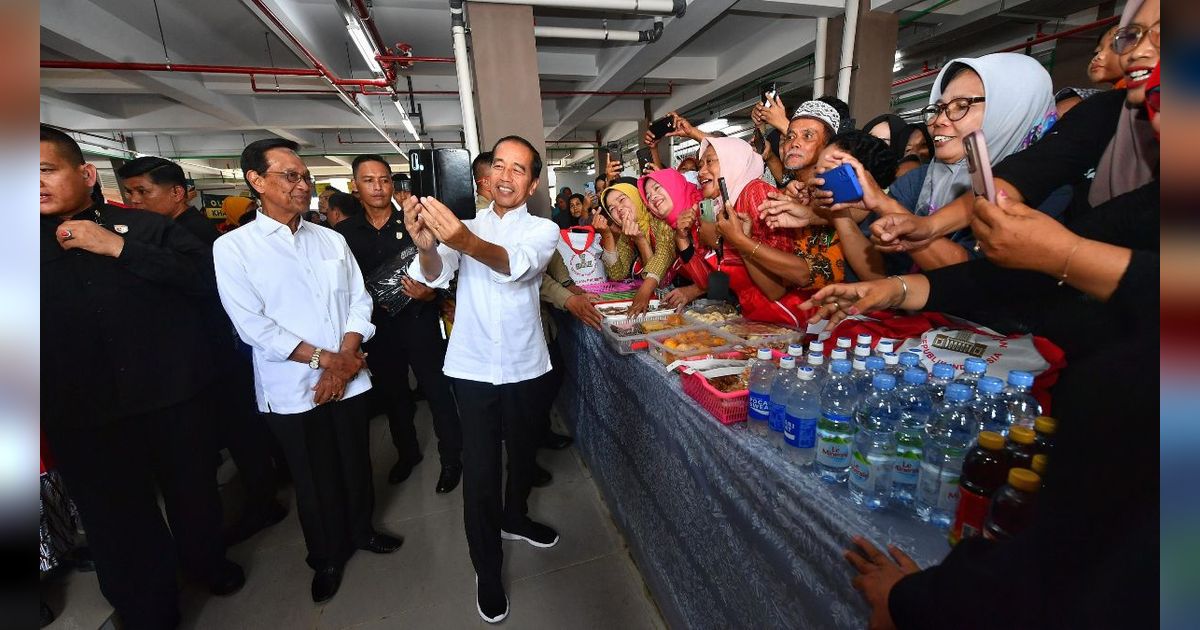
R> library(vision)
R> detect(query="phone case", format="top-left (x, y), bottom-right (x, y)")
top-left (963, 130), bottom-right (996, 204)
top-left (819, 163), bottom-right (864, 204)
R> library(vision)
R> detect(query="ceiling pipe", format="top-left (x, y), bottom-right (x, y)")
top-left (469, 0), bottom-right (685, 17)
top-left (40, 59), bottom-right (393, 89)
top-left (835, 0), bottom-right (860, 103)
top-left (533, 20), bottom-right (663, 43)
top-left (376, 54), bottom-right (456, 64)
top-left (348, 0), bottom-right (390, 59)
top-left (337, 131), bottom-right (462, 146)
top-left (813, 17), bottom-right (828, 97)
top-left (449, 0), bottom-right (480, 157)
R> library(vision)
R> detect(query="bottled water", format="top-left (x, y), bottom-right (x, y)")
top-left (849, 373), bottom-right (899, 510)
top-left (876, 338), bottom-right (897, 356)
top-left (1004, 370), bottom-right (1042, 429)
top-left (856, 333), bottom-right (873, 348)
top-left (851, 343), bottom-right (872, 373)
top-left (898, 350), bottom-right (921, 374)
top-left (747, 348), bottom-right (776, 436)
top-left (892, 367), bottom-right (933, 510)
top-left (881, 351), bottom-right (901, 379)
top-left (783, 366), bottom-right (820, 467)
top-left (805, 342), bottom-right (826, 388)
top-left (836, 336), bottom-right (853, 350)
top-left (786, 343), bottom-right (804, 360)
top-left (828, 348), bottom-right (848, 375)
top-left (928, 363), bottom-right (956, 403)
top-left (955, 357), bottom-right (988, 388)
top-left (768, 356), bottom-right (798, 449)
top-left (970, 376), bottom-right (1012, 435)
top-left (854, 355), bottom-right (886, 395)
top-left (916, 383), bottom-right (977, 527)
top-left (815, 359), bottom-right (857, 483)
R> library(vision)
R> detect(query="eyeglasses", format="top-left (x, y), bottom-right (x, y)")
top-left (264, 171), bottom-right (315, 187)
top-left (1111, 21), bottom-right (1159, 55)
top-left (921, 97), bottom-right (986, 124)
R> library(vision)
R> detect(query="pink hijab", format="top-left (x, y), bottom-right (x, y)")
top-left (636, 168), bottom-right (703, 229)
top-left (696, 136), bottom-right (765, 207)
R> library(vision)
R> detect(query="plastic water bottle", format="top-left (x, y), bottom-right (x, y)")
top-left (747, 348), bottom-right (776, 436)
top-left (892, 367), bottom-right (933, 510)
top-left (828, 348), bottom-right (849, 375)
top-left (970, 376), bottom-right (1012, 435)
top-left (786, 343), bottom-right (804, 361)
top-left (955, 357), bottom-right (988, 388)
top-left (849, 373), bottom-right (899, 510)
top-left (783, 366), bottom-right (820, 467)
top-left (881, 352), bottom-right (901, 379)
top-left (805, 342), bottom-right (826, 388)
top-left (836, 336), bottom-right (853, 351)
top-left (856, 333), bottom-right (873, 348)
top-left (851, 343), bottom-right (872, 373)
top-left (1004, 370), bottom-right (1042, 429)
top-left (768, 356), bottom-right (798, 449)
top-left (928, 362), bottom-right (955, 403)
top-left (854, 355), bottom-right (886, 396)
top-left (815, 359), bottom-right (857, 483)
top-left (876, 338), bottom-right (897, 356)
top-left (898, 350), bottom-right (921, 375)
top-left (916, 383), bottom-right (977, 527)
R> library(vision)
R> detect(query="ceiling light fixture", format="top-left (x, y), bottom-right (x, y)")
top-left (346, 18), bottom-right (384, 76)
top-left (391, 97), bottom-right (423, 149)
top-left (697, 118), bottom-right (728, 133)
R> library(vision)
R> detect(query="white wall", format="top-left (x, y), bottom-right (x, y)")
top-left (550, 169), bottom-right (595, 197)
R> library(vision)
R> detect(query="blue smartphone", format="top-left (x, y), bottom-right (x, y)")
top-left (819, 163), bottom-right (864, 204)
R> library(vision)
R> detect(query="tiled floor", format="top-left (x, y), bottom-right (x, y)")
top-left (42, 405), bottom-right (666, 630)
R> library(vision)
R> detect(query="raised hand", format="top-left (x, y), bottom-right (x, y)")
top-left (417, 196), bottom-right (473, 253)
top-left (402, 196), bottom-right (437, 251)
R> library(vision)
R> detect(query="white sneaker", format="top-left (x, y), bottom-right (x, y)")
top-left (475, 575), bottom-right (509, 624)
top-left (500, 521), bottom-right (560, 548)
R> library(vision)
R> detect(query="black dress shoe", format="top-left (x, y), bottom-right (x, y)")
top-left (541, 431), bottom-right (574, 450)
top-left (531, 464), bottom-right (552, 488)
top-left (311, 565), bottom-right (343, 603)
top-left (40, 601), bottom-right (55, 628)
top-left (224, 500), bottom-right (289, 547)
top-left (436, 463), bottom-right (463, 494)
top-left (388, 453), bottom-right (424, 485)
top-left (208, 560), bottom-right (246, 596)
top-left (359, 532), bottom-right (404, 554)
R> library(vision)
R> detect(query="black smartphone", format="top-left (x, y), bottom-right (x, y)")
top-left (648, 115), bottom-right (675, 140)
top-left (750, 127), bottom-right (765, 154)
top-left (761, 82), bottom-right (778, 108)
top-left (717, 177), bottom-right (731, 213)
top-left (636, 147), bottom-right (654, 172)
top-left (606, 141), bottom-right (623, 168)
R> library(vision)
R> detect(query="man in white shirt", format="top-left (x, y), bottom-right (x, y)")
top-left (213, 138), bottom-right (402, 605)
top-left (405, 136), bottom-right (559, 624)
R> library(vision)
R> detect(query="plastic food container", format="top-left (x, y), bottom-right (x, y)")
top-left (600, 321), bottom-right (651, 355)
top-left (646, 326), bottom-right (745, 365)
top-left (717, 319), bottom-right (801, 342)
top-left (683, 300), bottom-right (740, 325)
top-left (596, 300), bottom-right (679, 324)
top-left (681, 369), bottom-right (748, 425)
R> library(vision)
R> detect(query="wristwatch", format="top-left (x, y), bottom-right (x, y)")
top-left (309, 347), bottom-right (324, 370)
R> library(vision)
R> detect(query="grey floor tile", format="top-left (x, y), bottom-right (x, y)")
top-left (43, 569), bottom-right (113, 630)
top-left (504, 554), bottom-right (665, 630)
top-left (179, 539), bottom-right (320, 630)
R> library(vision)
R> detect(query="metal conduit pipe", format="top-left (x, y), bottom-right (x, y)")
top-left (835, 0), bottom-right (860, 103)
top-left (534, 20), bottom-right (663, 43)
top-left (813, 17), bottom-right (828, 97)
top-left (470, 0), bottom-right (685, 17)
top-left (450, 0), bottom-right (480, 157)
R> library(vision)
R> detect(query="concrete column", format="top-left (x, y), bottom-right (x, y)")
top-left (467, 2), bottom-right (551, 217)
top-left (820, 1), bottom-right (898, 125)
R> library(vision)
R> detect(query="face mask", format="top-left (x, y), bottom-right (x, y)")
top-left (683, 170), bottom-right (701, 187)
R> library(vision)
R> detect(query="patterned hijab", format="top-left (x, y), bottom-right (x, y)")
top-left (916, 53), bottom-right (1057, 216)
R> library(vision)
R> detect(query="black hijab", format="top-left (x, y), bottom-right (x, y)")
top-left (862, 114), bottom-right (910, 156)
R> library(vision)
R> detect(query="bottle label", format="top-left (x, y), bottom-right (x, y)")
top-left (748, 392), bottom-right (771, 421)
top-left (769, 402), bottom-right (787, 432)
top-left (892, 451), bottom-right (922, 486)
top-left (950, 486), bottom-right (990, 545)
top-left (816, 412), bottom-right (852, 468)
top-left (918, 462), bottom-right (960, 511)
top-left (848, 450), bottom-right (875, 493)
top-left (785, 414), bottom-right (817, 448)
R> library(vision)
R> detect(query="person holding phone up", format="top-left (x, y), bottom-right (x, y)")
top-left (594, 181), bottom-right (677, 317)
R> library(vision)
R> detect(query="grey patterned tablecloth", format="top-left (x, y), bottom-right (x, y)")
top-left (555, 320), bottom-right (951, 630)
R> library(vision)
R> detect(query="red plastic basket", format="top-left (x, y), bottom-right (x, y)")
top-left (681, 369), bottom-right (748, 425)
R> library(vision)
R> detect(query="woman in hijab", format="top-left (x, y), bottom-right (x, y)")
top-left (219, 195), bottom-right (255, 232)
top-left (594, 181), bottom-right (677, 316)
top-left (636, 168), bottom-right (710, 308)
top-left (896, 123), bottom-right (934, 177)
top-left (863, 114), bottom-right (911, 156)
top-left (814, 53), bottom-right (1061, 272)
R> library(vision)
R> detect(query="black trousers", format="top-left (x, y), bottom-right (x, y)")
top-left (264, 392), bottom-right (374, 570)
top-left (44, 394), bottom-right (225, 630)
top-left (451, 375), bottom-right (545, 581)
top-left (210, 346), bottom-right (279, 519)
top-left (367, 306), bottom-right (462, 466)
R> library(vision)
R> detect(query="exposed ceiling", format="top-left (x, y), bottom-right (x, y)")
top-left (41, 0), bottom-right (1121, 181)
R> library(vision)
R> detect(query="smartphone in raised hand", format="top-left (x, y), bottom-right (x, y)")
top-left (648, 115), bottom-right (675, 140)
top-left (606, 141), bottom-right (623, 168)
top-left (963, 130), bottom-right (996, 204)
top-left (761, 82), bottom-right (778, 108)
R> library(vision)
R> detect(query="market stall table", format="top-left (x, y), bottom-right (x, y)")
top-left (555, 318), bottom-right (951, 629)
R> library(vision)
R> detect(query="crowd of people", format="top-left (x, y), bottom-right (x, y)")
top-left (39, 0), bottom-right (1157, 627)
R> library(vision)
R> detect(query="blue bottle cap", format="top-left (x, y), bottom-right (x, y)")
top-left (903, 367), bottom-right (928, 385)
top-left (872, 373), bottom-right (897, 391)
top-left (830, 359), bottom-right (852, 374)
top-left (964, 357), bottom-right (988, 374)
top-left (945, 383), bottom-right (973, 402)
top-left (978, 376), bottom-right (1004, 394)
top-left (899, 352), bottom-right (920, 368)
top-left (932, 363), bottom-right (955, 379)
top-left (1008, 370), bottom-right (1035, 387)
top-left (779, 356), bottom-right (796, 369)
top-left (865, 355), bottom-right (885, 371)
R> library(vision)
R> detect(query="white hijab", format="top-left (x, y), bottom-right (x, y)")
top-left (916, 53), bottom-right (1058, 216)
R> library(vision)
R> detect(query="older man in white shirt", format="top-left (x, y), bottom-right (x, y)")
top-left (405, 136), bottom-right (559, 624)
top-left (214, 138), bottom-right (402, 605)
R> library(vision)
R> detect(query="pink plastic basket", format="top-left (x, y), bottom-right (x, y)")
top-left (681, 370), bottom-right (748, 425)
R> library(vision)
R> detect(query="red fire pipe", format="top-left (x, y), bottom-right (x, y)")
top-left (376, 54), bottom-right (456, 64)
top-left (349, 0), bottom-right (390, 60)
top-left (891, 16), bottom-right (1120, 88)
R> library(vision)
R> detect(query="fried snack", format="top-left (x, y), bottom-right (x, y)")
top-left (707, 373), bottom-right (748, 393)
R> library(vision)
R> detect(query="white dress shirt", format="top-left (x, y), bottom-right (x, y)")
top-left (214, 212), bottom-right (376, 414)
top-left (409, 203), bottom-right (559, 385)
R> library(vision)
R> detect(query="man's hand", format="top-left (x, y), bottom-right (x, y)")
top-left (663, 284), bottom-right (703, 309)
top-left (402, 196), bottom-right (438, 252)
top-left (751, 94), bottom-right (789, 133)
top-left (799, 278), bottom-right (907, 326)
top-left (784, 179), bottom-right (813, 206)
top-left (320, 348), bottom-right (367, 382)
top-left (972, 190), bottom-right (1075, 272)
top-left (401, 276), bottom-right (436, 302)
top-left (313, 370), bottom-right (348, 405)
top-left (56, 220), bottom-right (125, 258)
top-left (871, 213), bottom-right (935, 253)
top-left (565, 293), bottom-right (604, 330)
top-left (759, 191), bottom-right (817, 229)
top-left (844, 536), bottom-right (921, 630)
top-left (416, 196), bottom-right (474, 253)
